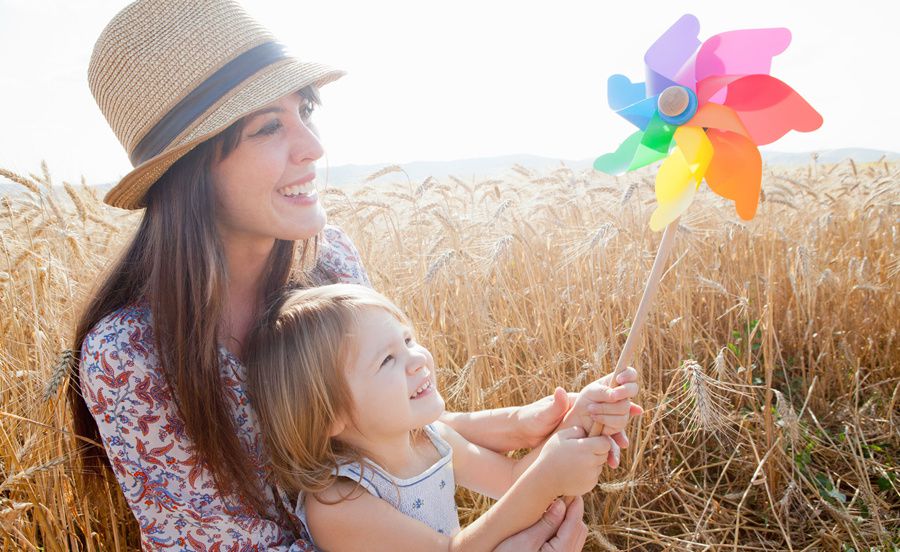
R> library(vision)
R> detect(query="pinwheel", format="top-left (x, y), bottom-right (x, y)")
top-left (588, 14), bottom-right (822, 437)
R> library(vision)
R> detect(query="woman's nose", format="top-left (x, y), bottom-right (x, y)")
top-left (288, 118), bottom-right (324, 165)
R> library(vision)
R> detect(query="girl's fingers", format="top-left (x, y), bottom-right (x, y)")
top-left (615, 366), bottom-right (638, 385)
top-left (587, 400), bottom-right (630, 416)
top-left (610, 431), bottom-right (629, 449)
top-left (590, 414), bottom-right (630, 430)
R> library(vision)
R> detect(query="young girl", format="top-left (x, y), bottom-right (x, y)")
top-left (245, 284), bottom-right (637, 551)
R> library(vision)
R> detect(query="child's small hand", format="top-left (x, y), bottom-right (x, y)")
top-left (533, 426), bottom-right (613, 497)
top-left (564, 367), bottom-right (643, 439)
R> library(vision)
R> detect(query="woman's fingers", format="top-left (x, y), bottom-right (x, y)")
top-left (540, 495), bottom-right (587, 552)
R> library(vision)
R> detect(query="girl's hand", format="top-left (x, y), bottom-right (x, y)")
top-left (533, 426), bottom-right (612, 497)
top-left (512, 387), bottom-right (574, 449)
top-left (564, 367), bottom-right (643, 439)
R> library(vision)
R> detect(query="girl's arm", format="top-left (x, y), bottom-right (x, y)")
top-left (440, 368), bottom-right (643, 454)
top-left (306, 428), bottom-right (610, 552)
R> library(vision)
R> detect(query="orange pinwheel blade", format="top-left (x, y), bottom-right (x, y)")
top-left (685, 103), bottom-right (750, 138)
top-left (650, 126), bottom-right (713, 231)
top-left (696, 74), bottom-right (823, 146)
top-left (704, 129), bottom-right (762, 220)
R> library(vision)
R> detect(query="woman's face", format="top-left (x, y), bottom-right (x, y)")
top-left (210, 90), bottom-right (327, 249)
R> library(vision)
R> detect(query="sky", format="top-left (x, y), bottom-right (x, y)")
top-left (1, 0), bottom-right (898, 186)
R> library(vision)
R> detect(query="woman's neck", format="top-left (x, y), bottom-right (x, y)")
top-left (220, 233), bottom-right (276, 355)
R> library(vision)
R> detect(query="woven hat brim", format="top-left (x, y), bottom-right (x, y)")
top-left (104, 58), bottom-right (345, 210)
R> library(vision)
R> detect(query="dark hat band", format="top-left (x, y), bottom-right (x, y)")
top-left (129, 41), bottom-right (288, 166)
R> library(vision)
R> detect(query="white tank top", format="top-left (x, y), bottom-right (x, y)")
top-left (296, 424), bottom-right (461, 543)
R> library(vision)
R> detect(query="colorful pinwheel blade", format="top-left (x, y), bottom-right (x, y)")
top-left (704, 130), bottom-right (762, 220)
top-left (594, 131), bottom-right (644, 174)
top-left (644, 14), bottom-right (701, 95)
top-left (649, 126), bottom-right (713, 231)
top-left (686, 103), bottom-right (750, 137)
top-left (617, 95), bottom-right (659, 131)
top-left (694, 28), bottom-right (792, 83)
top-left (697, 74), bottom-right (823, 145)
top-left (639, 113), bottom-right (677, 156)
top-left (608, 74), bottom-right (648, 111)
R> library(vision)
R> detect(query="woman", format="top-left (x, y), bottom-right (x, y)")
top-left (70, 0), bottom-right (640, 549)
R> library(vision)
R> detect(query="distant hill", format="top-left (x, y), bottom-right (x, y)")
top-left (2, 148), bottom-right (897, 196)
top-left (317, 148), bottom-right (899, 187)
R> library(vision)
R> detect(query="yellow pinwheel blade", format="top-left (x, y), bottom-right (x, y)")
top-left (650, 127), bottom-right (714, 230)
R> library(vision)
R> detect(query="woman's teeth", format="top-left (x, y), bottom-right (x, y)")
top-left (411, 379), bottom-right (432, 399)
top-left (278, 182), bottom-right (315, 197)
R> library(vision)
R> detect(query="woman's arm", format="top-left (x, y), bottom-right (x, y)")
top-left (80, 309), bottom-right (301, 550)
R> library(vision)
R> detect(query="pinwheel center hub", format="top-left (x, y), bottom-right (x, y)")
top-left (658, 86), bottom-right (690, 117)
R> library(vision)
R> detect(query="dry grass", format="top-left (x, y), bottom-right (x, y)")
top-left (1, 159), bottom-right (898, 550)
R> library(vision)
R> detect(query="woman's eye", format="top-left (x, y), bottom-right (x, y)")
top-left (300, 102), bottom-right (315, 120)
top-left (380, 355), bottom-right (394, 367)
top-left (255, 121), bottom-right (282, 136)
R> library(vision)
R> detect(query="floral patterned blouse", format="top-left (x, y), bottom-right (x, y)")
top-left (80, 225), bottom-right (371, 551)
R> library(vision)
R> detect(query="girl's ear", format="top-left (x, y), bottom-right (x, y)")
top-left (328, 418), bottom-right (346, 438)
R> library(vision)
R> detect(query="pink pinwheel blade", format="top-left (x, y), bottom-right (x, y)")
top-left (704, 130), bottom-right (762, 220)
top-left (694, 28), bottom-right (792, 83)
top-left (697, 74), bottom-right (823, 145)
top-left (644, 14), bottom-right (701, 96)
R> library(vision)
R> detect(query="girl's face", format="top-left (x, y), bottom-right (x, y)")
top-left (210, 90), bottom-right (327, 249)
top-left (343, 308), bottom-right (445, 439)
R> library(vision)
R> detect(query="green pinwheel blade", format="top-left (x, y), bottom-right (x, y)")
top-left (627, 113), bottom-right (676, 171)
top-left (594, 130), bottom-right (644, 175)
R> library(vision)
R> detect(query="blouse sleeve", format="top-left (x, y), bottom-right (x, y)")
top-left (316, 224), bottom-right (372, 287)
top-left (79, 307), bottom-right (313, 551)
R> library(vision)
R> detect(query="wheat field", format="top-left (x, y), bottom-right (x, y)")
top-left (1, 159), bottom-right (897, 550)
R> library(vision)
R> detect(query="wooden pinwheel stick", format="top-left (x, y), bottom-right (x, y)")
top-left (589, 218), bottom-right (679, 437)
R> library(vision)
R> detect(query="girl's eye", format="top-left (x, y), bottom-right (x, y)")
top-left (254, 120), bottom-right (283, 136)
top-left (380, 355), bottom-right (394, 368)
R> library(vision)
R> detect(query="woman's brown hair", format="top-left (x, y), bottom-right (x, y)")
top-left (67, 87), bottom-right (319, 518)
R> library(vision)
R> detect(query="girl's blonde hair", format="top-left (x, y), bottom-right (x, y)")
top-left (244, 283), bottom-right (412, 496)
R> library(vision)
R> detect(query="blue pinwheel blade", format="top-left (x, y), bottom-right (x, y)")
top-left (607, 74), bottom-right (648, 111)
top-left (616, 96), bottom-right (659, 131)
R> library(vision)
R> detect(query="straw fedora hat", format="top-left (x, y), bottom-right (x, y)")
top-left (89, 0), bottom-right (345, 210)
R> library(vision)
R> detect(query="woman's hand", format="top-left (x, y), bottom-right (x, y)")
top-left (493, 496), bottom-right (588, 552)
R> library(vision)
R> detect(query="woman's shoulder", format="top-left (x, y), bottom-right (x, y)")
top-left (315, 224), bottom-right (371, 287)
top-left (80, 299), bottom-right (159, 376)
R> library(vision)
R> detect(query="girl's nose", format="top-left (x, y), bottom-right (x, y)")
top-left (405, 349), bottom-right (429, 375)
